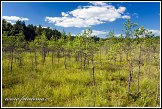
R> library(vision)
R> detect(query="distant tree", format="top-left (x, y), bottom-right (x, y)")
top-left (48, 35), bottom-right (57, 65)
top-left (24, 24), bottom-right (36, 41)
top-left (29, 38), bottom-right (39, 70)
top-left (15, 31), bottom-right (27, 67)
top-left (35, 25), bottom-right (43, 36)
top-left (2, 19), bottom-right (13, 36)
top-left (35, 31), bottom-right (48, 65)
top-left (2, 35), bottom-right (16, 72)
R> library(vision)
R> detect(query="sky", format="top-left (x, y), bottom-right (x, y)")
top-left (2, 1), bottom-right (161, 38)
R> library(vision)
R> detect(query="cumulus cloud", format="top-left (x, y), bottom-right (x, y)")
top-left (148, 29), bottom-right (160, 36)
top-left (2, 16), bottom-right (29, 21)
top-left (45, 16), bottom-right (103, 28)
top-left (2, 16), bottom-right (29, 25)
top-left (45, 2), bottom-right (130, 28)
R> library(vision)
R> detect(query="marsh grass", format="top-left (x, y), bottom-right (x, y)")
top-left (2, 51), bottom-right (160, 107)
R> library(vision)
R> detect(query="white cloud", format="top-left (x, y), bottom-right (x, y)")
top-left (45, 16), bottom-right (103, 28)
top-left (117, 7), bottom-right (126, 14)
top-left (2, 16), bottom-right (29, 25)
top-left (71, 33), bottom-right (76, 36)
top-left (36, 25), bottom-right (51, 29)
top-left (42, 26), bottom-right (48, 28)
top-left (89, 2), bottom-right (107, 6)
top-left (61, 12), bottom-right (69, 17)
top-left (6, 20), bottom-right (15, 25)
top-left (91, 30), bottom-right (108, 36)
top-left (122, 15), bottom-right (130, 19)
top-left (45, 3), bottom-right (130, 28)
top-left (148, 29), bottom-right (160, 36)
top-left (2, 16), bottom-right (29, 21)
top-left (115, 34), bottom-right (122, 37)
top-left (80, 29), bottom-right (108, 36)
top-left (136, 29), bottom-right (160, 37)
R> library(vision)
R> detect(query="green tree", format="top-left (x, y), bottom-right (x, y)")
top-left (123, 19), bottom-right (138, 94)
top-left (35, 31), bottom-right (48, 65)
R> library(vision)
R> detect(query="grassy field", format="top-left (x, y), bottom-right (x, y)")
top-left (2, 46), bottom-right (160, 107)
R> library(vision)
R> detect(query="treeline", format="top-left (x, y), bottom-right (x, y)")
top-left (2, 19), bottom-right (101, 42)
top-left (2, 19), bottom-right (62, 41)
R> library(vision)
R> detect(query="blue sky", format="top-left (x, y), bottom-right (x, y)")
top-left (2, 1), bottom-right (160, 37)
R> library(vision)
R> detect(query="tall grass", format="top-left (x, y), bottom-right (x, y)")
top-left (2, 49), bottom-right (160, 107)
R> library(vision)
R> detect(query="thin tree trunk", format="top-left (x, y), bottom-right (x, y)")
top-left (100, 46), bottom-right (101, 63)
top-left (64, 50), bottom-right (67, 69)
top-left (126, 51), bottom-right (129, 64)
top-left (19, 51), bottom-right (22, 67)
top-left (83, 53), bottom-right (86, 69)
top-left (128, 69), bottom-right (131, 94)
top-left (52, 50), bottom-right (54, 65)
top-left (42, 48), bottom-right (44, 61)
top-left (80, 52), bottom-right (82, 70)
top-left (114, 56), bottom-right (116, 65)
top-left (119, 52), bottom-right (122, 82)
top-left (34, 50), bottom-right (37, 68)
top-left (148, 49), bottom-right (151, 74)
top-left (32, 57), bottom-right (34, 70)
top-left (43, 47), bottom-right (46, 65)
top-left (57, 49), bottom-right (60, 64)
top-left (92, 57), bottom-right (95, 86)
top-left (137, 45), bottom-right (141, 93)
top-left (155, 81), bottom-right (159, 107)
top-left (10, 47), bottom-right (13, 73)
top-left (68, 51), bottom-right (71, 61)
top-left (128, 45), bottom-right (133, 94)
top-left (8, 61), bottom-right (10, 71)
top-left (14, 52), bottom-right (17, 63)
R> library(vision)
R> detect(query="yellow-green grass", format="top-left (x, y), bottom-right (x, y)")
top-left (2, 51), bottom-right (160, 107)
